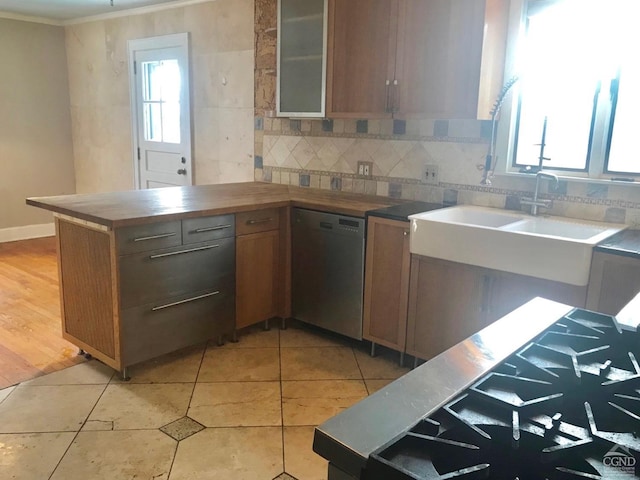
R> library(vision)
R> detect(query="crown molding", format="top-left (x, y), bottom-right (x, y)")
top-left (0, 0), bottom-right (215, 27)
top-left (64, 0), bottom-right (215, 26)
top-left (0, 11), bottom-right (63, 26)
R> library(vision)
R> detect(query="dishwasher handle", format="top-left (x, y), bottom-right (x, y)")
top-left (319, 221), bottom-right (333, 230)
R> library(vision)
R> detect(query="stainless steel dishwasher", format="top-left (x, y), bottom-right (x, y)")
top-left (292, 208), bottom-right (365, 340)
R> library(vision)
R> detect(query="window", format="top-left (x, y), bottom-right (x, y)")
top-left (509, 0), bottom-right (639, 178)
top-left (141, 59), bottom-right (181, 144)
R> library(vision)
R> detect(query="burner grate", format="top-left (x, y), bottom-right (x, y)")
top-left (365, 309), bottom-right (640, 480)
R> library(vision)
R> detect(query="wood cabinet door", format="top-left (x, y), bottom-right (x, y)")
top-left (326, 0), bottom-right (397, 118)
top-left (363, 217), bottom-right (410, 352)
top-left (488, 271), bottom-right (587, 323)
top-left (406, 256), bottom-right (487, 361)
top-left (587, 252), bottom-right (640, 315)
top-left (236, 230), bottom-right (280, 329)
top-left (394, 0), bottom-right (486, 119)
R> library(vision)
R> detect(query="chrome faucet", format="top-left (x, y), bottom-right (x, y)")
top-left (521, 171), bottom-right (559, 216)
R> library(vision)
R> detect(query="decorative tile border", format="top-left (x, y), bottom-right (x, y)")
top-left (440, 182), bottom-right (640, 209)
top-left (258, 117), bottom-right (490, 145)
top-left (257, 167), bottom-right (640, 214)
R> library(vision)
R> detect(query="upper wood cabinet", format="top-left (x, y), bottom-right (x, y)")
top-left (326, 0), bottom-right (509, 120)
top-left (326, 0), bottom-right (397, 119)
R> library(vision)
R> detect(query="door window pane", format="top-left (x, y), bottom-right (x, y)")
top-left (143, 103), bottom-right (162, 142)
top-left (141, 59), bottom-right (181, 143)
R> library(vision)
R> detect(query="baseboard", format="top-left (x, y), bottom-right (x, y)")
top-left (0, 223), bottom-right (55, 243)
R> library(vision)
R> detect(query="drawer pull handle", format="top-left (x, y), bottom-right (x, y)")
top-left (133, 232), bottom-right (177, 242)
top-left (149, 244), bottom-right (219, 259)
top-left (193, 224), bottom-right (232, 233)
top-left (247, 217), bottom-right (273, 225)
top-left (151, 291), bottom-right (220, 311)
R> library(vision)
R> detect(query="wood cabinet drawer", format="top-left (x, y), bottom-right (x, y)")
top-left (119, 237), bottom-right (235, 309)
top-left (116, 221), bottom-right (182, 255)
top-left (182, 214), bottom-right (235, 245)
top-left (120, 289), bottom-right (235, 366)
top-left (236, 208), bottom-right (280, 235)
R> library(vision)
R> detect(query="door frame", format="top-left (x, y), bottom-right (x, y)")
top-left (127, 33), bottom-right (192, 189)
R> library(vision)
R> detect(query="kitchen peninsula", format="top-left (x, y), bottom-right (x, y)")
top-left (26, 182), bottom-right (401, 377)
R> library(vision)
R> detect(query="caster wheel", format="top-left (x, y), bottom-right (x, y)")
top-left (84, 353), bottom-right (93, 360)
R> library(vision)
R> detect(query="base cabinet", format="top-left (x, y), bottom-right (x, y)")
top-left (488, 270), bottom-right (586, 321)
top-left (363, 217), bottom-right (411, 353)
top-left (406, 256), bottom-right (487, 360)
top-left (236, 230), bottom-right (280, 329)
top-left (235, 208), bottom-right (289, 330)
top-left (406, 255), bottom-right (587, 362)
top-left (57, 214), bottom-right (237, 373)
top-left (587, 251), bottom-right (640, 315)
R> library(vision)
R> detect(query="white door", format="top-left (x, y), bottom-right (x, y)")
top-left (128, 33), bottom-right (192, 189)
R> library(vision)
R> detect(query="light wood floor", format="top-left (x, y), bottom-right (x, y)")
top-left (0, 236), bottom-right (84, 389)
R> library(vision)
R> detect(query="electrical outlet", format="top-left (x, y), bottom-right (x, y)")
top-left (422, 164), bottom-right (439, 185)
top-left (357, 161), bottom-right (373, 177)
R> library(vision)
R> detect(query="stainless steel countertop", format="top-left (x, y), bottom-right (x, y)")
top-left (313, 297), bottom-right (575, 477)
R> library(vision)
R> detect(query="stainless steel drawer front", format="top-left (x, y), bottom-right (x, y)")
top-left (149, 244), bottom-right (220, 259)
top-left (151, 290), bottom-right (220, 311)
top-left (117, 221), bottom-right (182, 254)
top-left (119, 237), bottom-right (235, 309)
top-left (121, 290), bottom-right (235, 366)
top-left (133, 232), bottom-right (178, 242)
top-left (194, 225), bottom-right (232, 233)
top-left (291, 208), bottom-right (365, 340)
top-left (182, 214), bottom-right (235, 244)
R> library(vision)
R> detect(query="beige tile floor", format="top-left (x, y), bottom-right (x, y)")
top-left (0, 321), bottom-right (410, 480)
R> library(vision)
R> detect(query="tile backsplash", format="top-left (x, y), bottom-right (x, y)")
top-left (254, 116), bottom-right (640, 225)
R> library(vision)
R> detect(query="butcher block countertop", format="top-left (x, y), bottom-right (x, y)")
top-left (26, 182), bottom-right (403, 228)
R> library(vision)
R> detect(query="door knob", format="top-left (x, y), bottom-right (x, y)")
top-left (177, 168), bottom-right (187, 175)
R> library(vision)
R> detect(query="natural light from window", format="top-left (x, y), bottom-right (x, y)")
top-left (607, 56), bottom-right (640, 174)
top-left (512, 0), bottom-right (639, 177)
top-left (142, 59), bottom-right (181, 144)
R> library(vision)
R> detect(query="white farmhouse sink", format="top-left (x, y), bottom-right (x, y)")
top-left (409, 205), bottom-right (626, 286)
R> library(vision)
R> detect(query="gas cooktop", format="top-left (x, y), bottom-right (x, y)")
top-left (366, 309), bottom-right (640, 479)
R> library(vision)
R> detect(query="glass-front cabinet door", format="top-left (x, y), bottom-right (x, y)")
top-left (277, 0), bottom-right (327, 117)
